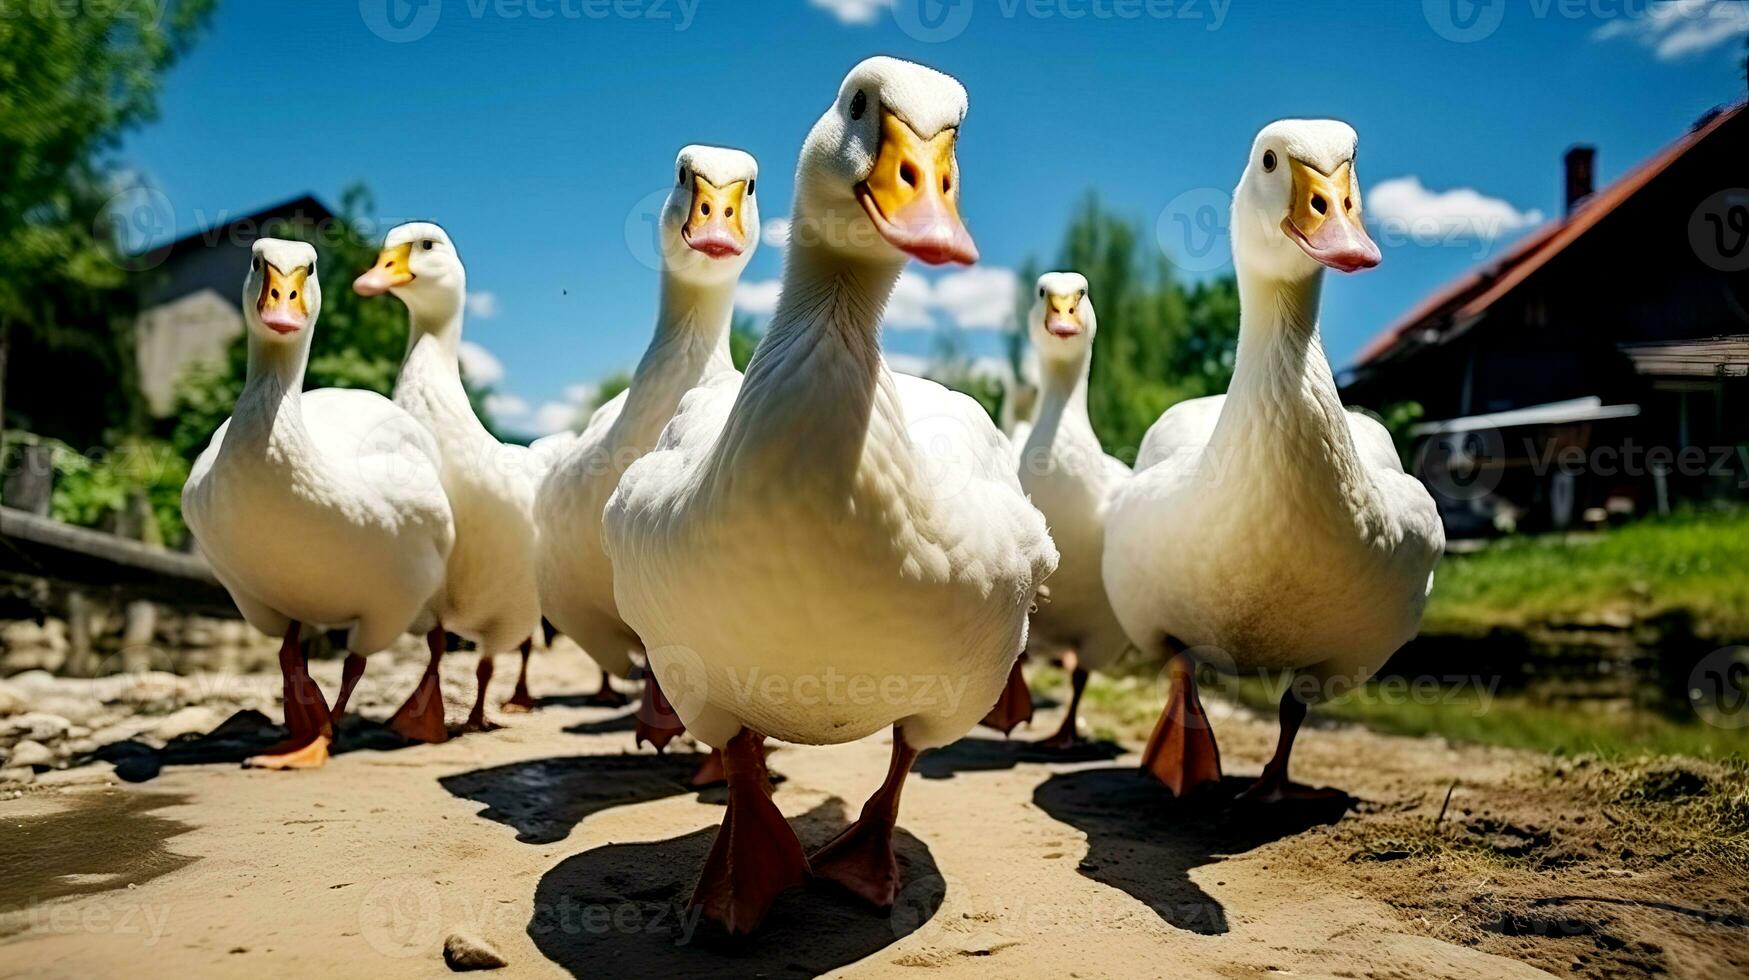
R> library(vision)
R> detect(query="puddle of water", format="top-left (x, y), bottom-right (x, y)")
top-left (0, 791), bottom-right (197, 917)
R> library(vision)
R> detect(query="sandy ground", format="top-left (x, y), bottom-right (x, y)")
top-left (1, 645), bottom-right (1743, 980)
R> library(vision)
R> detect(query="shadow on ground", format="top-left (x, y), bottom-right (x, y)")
top-left (1032, 768), bottom-right (1351, 935)
top-left (83, 709), bottom-right (436, 783)
top-left (913, 734), bottom-right (1123, 780)
top-left (441, 752), bottom-right (712, 844)
top-left (528, 798), bottom-right (942, 979)
top-left (0, 791), bottom-right (196, 921)
top-left (563, 710), bottom-right (639, 736)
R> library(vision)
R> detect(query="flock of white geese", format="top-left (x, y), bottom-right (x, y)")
top-left (180, 56), bottom-right (1444, 934)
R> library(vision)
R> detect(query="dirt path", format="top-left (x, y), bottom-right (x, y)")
top-left (1, 649), bottom-right (1741, 979)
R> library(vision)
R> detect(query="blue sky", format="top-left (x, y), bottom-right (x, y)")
top-left (124, 0), bottom-right (1748, 435)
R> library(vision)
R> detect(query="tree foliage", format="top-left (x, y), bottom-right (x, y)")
top-left (0, 0), bottom-right (217, 446)
top-left (1015, 194), bottom-right (1240, 461)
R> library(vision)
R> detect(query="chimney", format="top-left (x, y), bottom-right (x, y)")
top-left (1564, 146), bottom-right (1596, 215)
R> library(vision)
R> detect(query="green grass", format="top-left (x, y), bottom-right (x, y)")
top-left (1424, 507), bottom-right (1749, 640)
top-left (1214, 676), bottom-right (1748, 761)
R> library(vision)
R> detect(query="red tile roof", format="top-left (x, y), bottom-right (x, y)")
top-left (1351, 102), bottom-right (1744, 368)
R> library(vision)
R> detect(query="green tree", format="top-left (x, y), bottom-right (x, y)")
top-left (729, 311), bottom-right (761, 371)
top-left (1007, 194), bottom-right (1241, 462)
top-left (0, 0), bottom-right (217, 449)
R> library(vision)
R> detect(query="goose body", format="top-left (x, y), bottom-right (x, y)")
top-left (1102, 120), bottom-right (1442, 799)
top-left (182, 239), bottom-right (453, 767)
top-left (603, 57), bottom-right (1055, 933)
top-left (1017, 274), bottom-right (1132, 678)
top-left (535, 146), bottom-right (759, 719)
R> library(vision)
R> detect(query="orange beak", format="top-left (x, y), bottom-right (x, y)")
top-left (682, 175), bottom-right (750, 258)
top-left (1283, 158), bottom-right (1380, 274)
top-left (257, 263), bottom-right (311, 334)
top-left (855, 109), bottom-right (978, 266)
top-left (353, 242), bottom-right (415, 296)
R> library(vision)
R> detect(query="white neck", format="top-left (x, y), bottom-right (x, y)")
top-left (722, 233), bottom-right (901, 482)
top-left (1213, 265), bottom-right (1366, 497)
top-left (400, 295), bottom-right (465, 373)
top-left (1026, 348), bottom-right (1094, 455)
top-left (232, 328), bottom-right (313, 454)
top-left (609, 269), bottom-right (738, 450)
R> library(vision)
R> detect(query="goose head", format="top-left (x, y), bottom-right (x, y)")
top-left (245, 238), bottom-right (320, 343)
top-left (354, 221), bottom-right (466, 322)
top-left (660, 145), bottom-right (760, 285)
top-left (1232, 120), bottom-right (1380, 283)
top-left (793, 56), bottom-right (977, 268)
top-left (1028, 272), bottom-right (1095, 366)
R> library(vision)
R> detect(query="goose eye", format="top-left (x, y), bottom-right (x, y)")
top-left (678, 168), bottom-right (686, 187)
top-left (849, 89), bottom-right (866, 120)
top-left (746, 179), bottom-right (755, 195)
top-left (1262, 150), bottom-right (1277, 173)
top-left (252, 258), bottom-right (260, 270)
top-left (422, 240), bottom-right (434, 251)
top-left (1039, 287), bottom-right (1046, 298)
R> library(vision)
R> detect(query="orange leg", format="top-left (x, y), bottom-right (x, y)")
top-left (501, 638), bottom-right (538, 713)
top-left (1234, 684), bottom-right (1347, 805)
top-left (634, 668), bottom-right (686, 752)
top-left (1141, 645), bottom-right (1223, 796)
top-left (691, 729), bottom-right (808, 935)
top-left (388, 627), bottom-right (450, 744)
top-left (245, 622), bottom-right (334, 770)
top-left (810, 726), bottom-right (921, 908)
top-left (689, 747), bottom-right (726, 787)
top-left (582, 665), bottom-right (629, 708)
top-left (464, 650), bottom-right (497, 732)
top-left (1040, 651), bottom-right (1088, 750)
top-left (330, 653), bottom-right (366, 726)
top-left (979, 655), bottom-right (1034, 735)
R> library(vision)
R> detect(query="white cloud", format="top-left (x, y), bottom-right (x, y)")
top-left (884, 267), bottom-right (1018, 331)
top-left (762, 217), bottom-right (791, 249)
top-left (466, 291), bottom-right (500, 319)
top-left (563, 382), bottom-right (597, 406)
top-left (1593, 0), bottom-right (1749, 60)
top-left (1368, 177), bottom-right (1545, 242)
top-left (735, 265), bottom-right (1021, 333)
top-left (808, 0), bottom-right (892, 24)
top-left (484, 393), bottom-right (529, 418)
top-left (532, 401), bottom-right (582, 436)
top-left (735, 279), bottom-right (783, 316)
top-left (457, 340), bottom-right (506, 386)
top-left (885, 352), bottom-right (1015, 385)
top-left (932, 267), bottom-right (1018, 329)
top-left (885, 270), bottom-right (935, 328)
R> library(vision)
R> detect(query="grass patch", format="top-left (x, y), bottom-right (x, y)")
top-left (1037, 663), bottom-right (1748, 761)
top-left (1424, 507), bottom-right (1749, 639)
top-left (1214, 676), bottom-right (1748, 761)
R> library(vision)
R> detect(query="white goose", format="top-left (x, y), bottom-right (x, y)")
top-left (1015, 273), bottom-right (1133, 748)
top-left (1102, 120), bottom-right (1443, 802)
top-left (182, 239), bottom-right (454, 769)
top-left (604, 57), bottom-right (1057, 934)
top-left (535, 145), bottom-right (759, 748)
top-left (354, 223), bottom-right (546, 735)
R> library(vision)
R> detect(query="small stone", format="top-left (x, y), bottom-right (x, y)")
top-left (0, 766), bottom-right (35, 785)
top-left (442, 932), bottom-right (507, 971)
top-left (0, 681), bottom-right (25, 717)
top-left (3, 712), bottom-right (71, 742)
top-left (152, 706), bottom-right (218, 741)
top-left (8, 739), bottom-right (54, 768)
